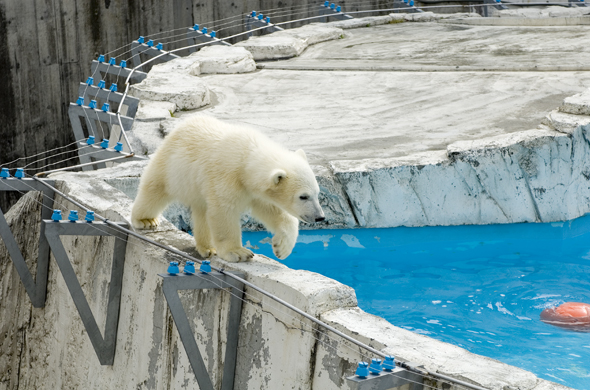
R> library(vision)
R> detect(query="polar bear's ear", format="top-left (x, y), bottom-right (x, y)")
top-left (271, 169), bottom-right (287, 185)
top-left (295, 149), bottom-right (307, 162)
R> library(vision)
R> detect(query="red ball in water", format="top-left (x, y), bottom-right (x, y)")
top-left (540, 302), bottom-right (590, 332)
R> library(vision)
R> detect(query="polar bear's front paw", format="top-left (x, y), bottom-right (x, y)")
top-left (133, 218), bottom-right (160, 229)
top-left (196, 245), bottom-right (217, 259)
top-left (219, 247), bottom-right (254, 263)
top-left (272, 231), bottom-right (297, 260)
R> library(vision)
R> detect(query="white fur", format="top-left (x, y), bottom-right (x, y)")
top-left (131, 115), bottom-right (324, 262)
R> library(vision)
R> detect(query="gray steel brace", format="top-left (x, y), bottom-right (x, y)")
top-left (318, 4), bottom-right (354, 22)
top-left (129, 41), bottom-right (180, 70)
top-left (0, 178), bottom-right (54, 307)
top-left (43, 220), bottom-right (129, 365)
top-left (90, 60), bottom-right (148, 83)
top-left (68, 103), bottom-right (143, 170)
top-left (77, 83), bottom-right (140, 118)
top-left (160, 272), bottom-right (245, 390)
top-left (346, 366), bottom-right (424, 390)
top-left (244, 16), bottom-right (284, 37)
top-left (391, 0), bottom-right (423, 14)
top-left (482, 0), bottom-right (507, 17)
top-left (186, 28), bottom-right (232, 53)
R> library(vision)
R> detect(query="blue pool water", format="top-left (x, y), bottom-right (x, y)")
top-left (243, 216), bottom-right (590, 389)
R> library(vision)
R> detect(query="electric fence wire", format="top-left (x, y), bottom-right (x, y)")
top-left (0, 139), bottom-right (83, 169)
top-left (0, 174), bottom-right (484, 390)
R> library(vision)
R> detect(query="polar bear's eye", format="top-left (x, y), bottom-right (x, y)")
top-left (299, 195), bottom-right (309, 200)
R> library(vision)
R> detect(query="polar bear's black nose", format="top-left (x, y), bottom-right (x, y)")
top-left (315, 217), bottom-right (325, 222)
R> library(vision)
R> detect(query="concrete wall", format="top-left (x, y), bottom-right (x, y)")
top-left (0, 168), bottom-right (570, 390)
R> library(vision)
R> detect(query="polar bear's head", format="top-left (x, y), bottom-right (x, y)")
top-left (266, 149), bottom-right (325, 224)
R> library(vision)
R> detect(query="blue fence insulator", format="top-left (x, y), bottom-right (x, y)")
top-left (76, 96), bottom-right (84, 106)
top-left (184, 261), bottom-right (196, 274)
top-left (114, 142), bottom-right (123, 152)
top-left (156, 42), bottom-right (163, 50)
top-left (369, 358), bottom-right (382, 375)
top-left (51, 210), bottom-right (62, 222)
top-left (324, 1), bottom-right (329, 6)
top-left (330, 3), bottom-right (336, 9)
top-left (202, 27), bottom-right (208, 34)
top-left (168, 261), bottom-right (180, 275)
top-left (98, 80), bottom-right (106, 89)
top-left (85, 211), bottom-right (95, 222)
top-left (409, 0), bottom-right (415, 5)
top-left (108, 57), bottom-right (116, 66)
top-left (14, 168), bottom-right (24, 179)
top-left (138, 36), bottom-right (145, 43)
top-left (147, 39), bottom-right (154, 47)
top-left (200, 260), bottom-right (212, 273)
top-left (355, 362), bottom-right (369, 379)
top-left (68, 210), bottom-right (79, 222)
top-left (98, 54), bottom-right (105, 63)
top-left (258, 14), bottom-right (263, 20)
top-left (193, 24), bottom-right (199, 30)
top-left (109, 83), bottom-right (117, 92)
top-left (87, 136), bottom-right (95, 145)
top-left (120, 60), bottom-right (127, 68)
top-left (100, 139), bottom-right (109, 149)
top-left (251, 10), bottom-right (256, 17)
top-left (0, 168), bottom-right (10, 178)
top-left (89, 100), bottom-right (97, 109)
top-left (101, 103), bottom-right (110, 112)
top-left (337, 5), bottom-right (341, 12)
top-left (210, 31), bottom-right (216, 38)
top-left (266, 16), bottom-right (270, 23)
top-left (86, 77), bottom-right (94, 86)
top-left (383, 356), bottom-right (395, 371)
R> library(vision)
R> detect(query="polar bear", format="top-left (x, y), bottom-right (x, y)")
top-left (131, 115), bottom-right (325, 262)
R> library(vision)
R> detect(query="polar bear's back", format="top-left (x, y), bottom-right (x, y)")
top-left (147, 115), bottom-right (285, 205)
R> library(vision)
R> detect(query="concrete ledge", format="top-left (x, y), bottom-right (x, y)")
top-left (438, 16), bottom-right (590, 26)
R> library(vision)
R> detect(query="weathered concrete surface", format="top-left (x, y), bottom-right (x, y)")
top-left (0, 171), bottom-right (572, 390)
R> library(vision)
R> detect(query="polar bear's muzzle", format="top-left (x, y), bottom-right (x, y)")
top-left (299, 201), bottom-right (325, 224)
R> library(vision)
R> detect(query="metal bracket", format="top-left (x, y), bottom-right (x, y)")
top-left (160, 272), bottom-right (245, 390)
top-left (244, 15), bottom-right (284, 37)
top-left (346, 366), bottom-right (424, 390)
top-left (90, 60), bottom-right (148, 83)
top-left (43, 220), bottom-right (128, 365)
top-left (391, 0), bottom-right (424, 14)
top-left (186, 27), bottom-right (232, 54)
top-left (77, 83), bottom-right (141, 118)
top-left (0, 179), bottom-right (54, 308)
top-left (129, 41), bottom-right (180, 70)
top-left (318, 3), bottom-right (354, 22)
top-left (67, 103), bottom-right (143, 170)
top-left (482, 0), bottom-right (507, 16)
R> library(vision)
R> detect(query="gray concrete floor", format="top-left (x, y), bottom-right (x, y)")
top-left (196, 21), bottom-right (590, 166)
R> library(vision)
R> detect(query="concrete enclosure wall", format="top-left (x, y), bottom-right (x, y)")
top-left (0, 169), bottom-right (569, 390)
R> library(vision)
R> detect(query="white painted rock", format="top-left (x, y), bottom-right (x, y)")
top-left (560, 89), bottom-right (590, 115)
top-left (328, 15), bottom-right (394, 29)
top-left (542, 109), bottom-right (590, 134)
top-left (282, 23), bottom-right (344, 46)
top-left (236, 24), bottom-right (344, 60)
top-left (405, 12), bottom-right (436, 22)
top-left (129, 73), bottom-right (210, 110)
top-left (235, 34), bottom-right (307, 60)
top-left (134, 100), bottom-right (176, 122)
top-left (148, 55), bottom-right (201, 76)
top-left (189, 45), bottom-right (256, 74)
